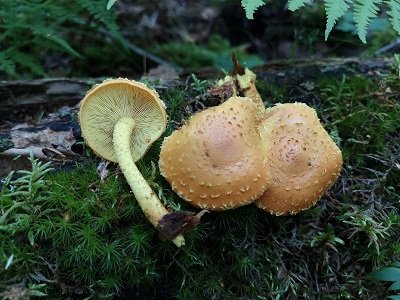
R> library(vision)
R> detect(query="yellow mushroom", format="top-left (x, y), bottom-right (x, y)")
top-left (255, 102), bottom-right (343, 215)
top-left (79, 78), bottom-right (185, 247)
top-left (159, 96), bottom-right (272, 211)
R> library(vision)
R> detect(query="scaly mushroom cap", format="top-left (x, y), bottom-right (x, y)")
top-left (159, 96), bottom-right (271, 211)
top-left (256, 102), bottom-right (343, 215)
top-left (79, 78), bottom-right (167, 162)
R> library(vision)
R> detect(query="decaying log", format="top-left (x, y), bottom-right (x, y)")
top-left (0, 105), bottom-right (82, 176)
top-left (0, 58), bottom-right (393, 122)
top-left (0, 57), bottom-right (394, 176)
top-left (253, 57), bottom-right (393, 86)
top-left (0, 77), bottom-right (185, 126)
top-left (0, 78), bottom-right (91, 124)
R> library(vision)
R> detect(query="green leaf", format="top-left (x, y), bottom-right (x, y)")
top-left (28, 230), bottom-right (35, 246)
top-left (387, 296), bottom-right (400, 300)
top-left (371, 266), bottom-right (400, 282)
top-left (0, 51), bottom-right (17, 77)
top-left (353, 0), bottom-right (382, 43)
top-left (5, 254), bottom-right (14, 270)
top-left (28, 283), bottom-right (47, 297)
top-left (241, 0), bottom-right (265, 19)
top-left (29, 290), bottom-right (47, 297)
top-left (388, 281), bottom-right (400, 291)
top-left (107, 0), bottom-right (118, 10)
top-left (32, 27), bottom-right (82, 58)
top-left (386, 0), bottom-right (400, 35)
top-left (324, 0), bottom-right (351, 40)
top-left (288, 0), bottom-right (313, 11)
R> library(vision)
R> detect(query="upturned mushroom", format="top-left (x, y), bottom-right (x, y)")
top-left (159, 96), bottom-right (272, 210)
top-left (255, 102), bottom-right (343, 215)
top-left (79, 78), bottom-right (185, 247)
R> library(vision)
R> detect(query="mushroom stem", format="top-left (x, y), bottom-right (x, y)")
top-left (236, 68), bottom-right (264, 110)
top-left (113, 116), bottom-right (185, 247)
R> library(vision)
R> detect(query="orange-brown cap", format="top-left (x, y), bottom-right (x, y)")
top-left (255, 102), bottom-right (343, 215)
top-left (79, 78), bottom-right (167, 163)
top-left (159, 96), bottom-right (271, 211)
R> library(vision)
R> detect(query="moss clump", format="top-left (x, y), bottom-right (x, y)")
top-left (0, 156), bottom-right (159, 298)
top-left (1, 73), bottom-right (400, 299)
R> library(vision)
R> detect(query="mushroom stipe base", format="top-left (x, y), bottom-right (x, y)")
top-left (113, 116), bottom-right (185, 247)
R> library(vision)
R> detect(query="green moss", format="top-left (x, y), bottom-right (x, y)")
top-left (319, 75), bottom-right (400, 161)
top-left (1, 72), bottom-right (400, 299)
top-left (256, 80), bottom-right (290, 104)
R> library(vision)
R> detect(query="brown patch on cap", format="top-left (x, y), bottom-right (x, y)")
top-left (255, 102), bottom-right (343, 215)
top-left (159, 96), bottom-right (271, 211)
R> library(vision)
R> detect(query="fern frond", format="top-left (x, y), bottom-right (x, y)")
top-left (324, 0), bottom-right (351, 40)
top-left (107, 0), bottom-right (118, 10)
top-left (0, 51), bottom-right (17, 78)
top-left (9, 50), bottom-right (46, 77)
top-left (353, 0), bottom-right (382, 43)
top-left (241, 0), bottom-right (265, 19)
top-left (288, 0), bottom-right (313, 11)
top-left (76, 0), bottom-right (127, 48)
top-left (386, 0), bottom-right (400, 35)
top-left (76, 0), bottom-right (119, 35)
top-left (32, 25), bottom-right (82, 58)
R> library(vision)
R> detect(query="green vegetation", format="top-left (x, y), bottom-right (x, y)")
top-left (1, 1), bottom-right (400, 298)
top-left (0, 0), bottom-right (126, 79)
top-left (371, 261), bottom-right (400, 299)
top-left (242, 0), bottom-right (400, 43)
top-left (0, 1), bottom-right (262, 79)
top-left (1, 68), bottom-right (399, 299)
top-left (153, 35), bottom-right (263, 71)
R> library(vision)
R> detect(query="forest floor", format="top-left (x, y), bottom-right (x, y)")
top-left (1, 1), bottom-right (400, 299)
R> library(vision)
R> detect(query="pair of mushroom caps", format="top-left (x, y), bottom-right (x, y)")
top-left (79, 76), bottom-right (342, 249)
top-left (159, 73), bottom-right (343, 215)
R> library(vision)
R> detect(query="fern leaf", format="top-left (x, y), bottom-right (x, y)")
top-left (241, 0), bottom-right (265, 19)
top-left (324, 0), bottom-right (351, 40)
top-left (353, 0), bottom-right (382, 43)
top-left (32, 26), bottom-right (82, 58)
top-left (288, 0), bottom-right (313, 11)
top-left (76, 0), bottom-right (126, 47)
top-left (107, 0), bottom-right (118, 10)
top-left (9, 50), bottom-right (46, 77)
top-left (0, 51), bottom-right (17, 78)
top-left (386, 0), bottom-right (400, 35)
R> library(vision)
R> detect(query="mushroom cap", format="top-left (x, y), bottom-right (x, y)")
top-left (79, 78), bottom-right (167, 162)
top-left (159, 96), bottom-right (271, 211)
top-left (255, 102), bottom-right (343, 215)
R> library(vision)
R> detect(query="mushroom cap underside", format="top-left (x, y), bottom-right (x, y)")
top-left (159, 96), bottom-right (271, 211)
top-left (79, 78), bottom-right (167, 162)
top-left (255, 102), bottom-right (343, 215)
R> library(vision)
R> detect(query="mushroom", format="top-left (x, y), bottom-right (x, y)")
top-left (79, 78), bottom-right (185, 247)
top-left (255, 102), bottom-right (343, 215)
top-left (159, 96), bottom-right (272, 211)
